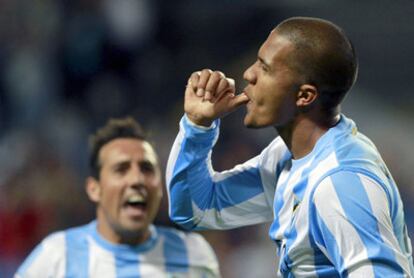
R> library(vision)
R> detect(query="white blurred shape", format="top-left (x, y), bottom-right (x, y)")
top-left (102, 0), bottom-right (156, 48)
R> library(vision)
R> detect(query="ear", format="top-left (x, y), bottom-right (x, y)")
top-left (296, 84), bottom-right (318, 107)
top-left (86, 177), bottom-right (101, 203)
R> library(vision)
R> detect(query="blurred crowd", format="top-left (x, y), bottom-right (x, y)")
top-left (0, 0), bottom-right (413, 277)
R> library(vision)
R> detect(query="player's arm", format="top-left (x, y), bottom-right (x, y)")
top-left (14, 232), bottom-right (65, 278)
top-left (310, 171), bottom-right (412, 277)
top-left (166, 69), bottom-right (287, 230)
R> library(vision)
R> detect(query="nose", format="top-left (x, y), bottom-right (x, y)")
top-left (243, 62), bottom-right (256, 85)
top-left (128, 165), bottom-right (145, 187)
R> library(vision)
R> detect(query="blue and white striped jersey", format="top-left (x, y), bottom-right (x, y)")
top-left (166, 114), bottom-right (414, 277)
top-left (15, 221), bottom-right (220, 278)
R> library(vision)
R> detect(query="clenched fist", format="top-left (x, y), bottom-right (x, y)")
top-left (184, 69), bottom-right (249, 127)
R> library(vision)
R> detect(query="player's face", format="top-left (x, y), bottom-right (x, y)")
top-left (242, 31), bottom-right (300, 128)
top-left (91, 138), bottom-right (162, 244)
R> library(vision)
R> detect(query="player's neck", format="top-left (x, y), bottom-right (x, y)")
top-left (96, 216), bottom-right (151, 246)
top-left (277, 111), bottom-right (340, 160)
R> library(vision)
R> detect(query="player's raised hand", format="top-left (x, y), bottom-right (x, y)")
top-left (184, 69), bottom-right (249, 127)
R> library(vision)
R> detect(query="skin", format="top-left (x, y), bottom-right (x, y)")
top-left (86, 138), bottom-right (162, 245)
top-left (185, 30), bottom-right (340, 159)
top-left (242, 31), bottom-right (300, 129)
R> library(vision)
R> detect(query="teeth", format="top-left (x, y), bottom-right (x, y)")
top-left (127, 195), bottom-right (145, 203)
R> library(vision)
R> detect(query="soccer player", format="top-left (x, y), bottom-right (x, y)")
top-left (166, 17), bottom-right (414, 276)
top-left (15, 117), bottom-right (220, 277)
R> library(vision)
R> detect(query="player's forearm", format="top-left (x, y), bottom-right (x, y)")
top-left (166, 115), bottom-right (274, 230)
top-left (166, 115), bottom-right (220, 230)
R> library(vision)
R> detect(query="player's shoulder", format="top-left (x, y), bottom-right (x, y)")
top-left (64, 222), bottom-right (93, 235)
top-left (39, 230), bottom-right (66, 250)
top-left (259, 136), bottom-right (290, 164)
top-left (155, 226), bottom-right (220, 276)
top-left (264, 136), bottom-right (288, 153)
top-left (312, 170), bottom-right (387, 207)
top-left (42, 222), bottom-right (92, 249)
top-left (156, 225), bottom-right (207, 244)
top-left (156, 225), bottom-right (216, 256)
top-left (15, 230), bottom-right (70, 277)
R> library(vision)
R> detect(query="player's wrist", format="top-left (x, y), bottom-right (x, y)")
top-left (185, 113), bottom-right (214, 128)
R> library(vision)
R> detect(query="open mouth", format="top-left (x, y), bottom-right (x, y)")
top-left (123, 195), bottom-right (147, 217)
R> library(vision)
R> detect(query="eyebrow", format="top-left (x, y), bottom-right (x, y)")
top-left (258, 56), bottom-right (271, 69)
top-left (111, 158), bottom-right (156, 167)
top-left (112, 159), bottom-right (130, 167)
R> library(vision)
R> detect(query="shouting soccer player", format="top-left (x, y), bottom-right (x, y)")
top-left (16, 117), bottom-right (220, 277)
top-left (166, 17), bottom-right (414, 276)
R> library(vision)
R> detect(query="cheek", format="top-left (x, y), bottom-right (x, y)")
top-left (148, 181), bottom-right (163, 201)
top-left (100, 180), bottom-right (123, 202)
top-left (257, 89), bottom-right (294, 124)
top-left (256, 87), bottom-right (281, 114)
top-left (148, 174), bottom-right (161, 189)
top-left (149, 181), bottom-right (162, 196)
top-left (274, 94), bottom-right (297, 123)
top-left (255, 77), bottom-right (278, 102)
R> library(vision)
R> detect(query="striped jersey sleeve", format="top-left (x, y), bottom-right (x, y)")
top-left (310, 171), bottom-right (413, 277)
top-left (166, 115), bottom-right (290, 230)
top-left (14, 232), bottom-right (66, 278)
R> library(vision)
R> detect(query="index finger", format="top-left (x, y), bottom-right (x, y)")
top-left (189, 71), bottom-right (201, 93)
top-left (196, 69), bottom-right (213, 97)
top-left (212, 78), bottom-right (235, 103)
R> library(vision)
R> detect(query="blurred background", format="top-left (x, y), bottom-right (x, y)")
top-left (0, 0), bottom-right (413, 277)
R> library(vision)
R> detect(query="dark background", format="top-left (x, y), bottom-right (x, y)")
top-left (1, 1), bottom-right (413, 277)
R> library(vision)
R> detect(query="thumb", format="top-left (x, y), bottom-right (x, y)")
top-left (229, 93), bottom-right (249, 109)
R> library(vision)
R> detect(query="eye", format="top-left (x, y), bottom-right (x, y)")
top-left (139, 161), bottom-right (156, 174)
top-left (114, 162), bottom-right (130, 175)
top-left (259, 61), bottom-right (269, 72)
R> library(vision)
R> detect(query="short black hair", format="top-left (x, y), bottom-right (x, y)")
top-left (88, 117), bottom-right (147, 179)
top-left (275, 17), bottom-right (358, 110)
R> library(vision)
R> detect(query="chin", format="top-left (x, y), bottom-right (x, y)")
top-left (120, 224), bottom-right (149, 239)
top-left (130, 222), bottom-right (148, 231)
top-left (243, 116), bottom-right (254, 128)
top-left (245, 123), bottom-right (261, 129)
top-left (244, 117), bottom-right (266, 129)
top-left (120, 219), bottom-right (147, 234)
top-left (117, 226), bottom-right (150, 244)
